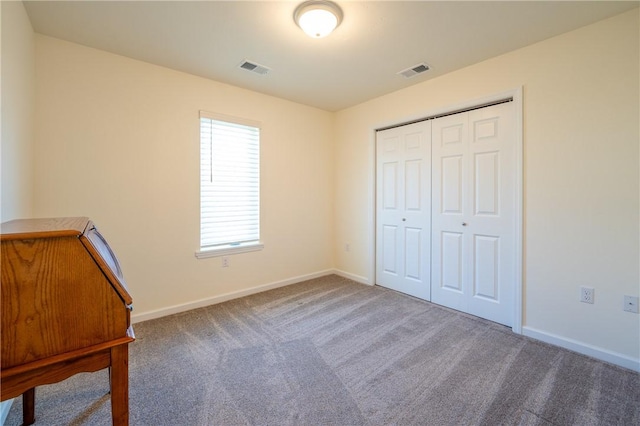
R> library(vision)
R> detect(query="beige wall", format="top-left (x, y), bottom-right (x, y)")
top-left (334, 9), bottom-right (639, 365)
top-left (1, 1), bottom-right (35, 221)
top-left (34, 35), bottom-right (334, 317)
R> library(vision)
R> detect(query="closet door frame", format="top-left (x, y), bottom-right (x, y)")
top-left (369, 87), bottom-right (523, 333)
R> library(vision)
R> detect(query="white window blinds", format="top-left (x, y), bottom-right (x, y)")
top-left (200, 112), bottom-right (260, 250)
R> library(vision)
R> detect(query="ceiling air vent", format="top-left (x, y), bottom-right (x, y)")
top-left (397, 63), bottom-right (430, 79)
top-left (239, 60), bottom-right (271, 75)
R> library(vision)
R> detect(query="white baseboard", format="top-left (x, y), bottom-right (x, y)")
top-left (332, 269), bottom-right (371, 285)
top-left (0, 399), bottom-right (13, 425)
top-left (132, 269), bottom-right (335, 323)
top-left (522, 326), bottom-right (640, 372)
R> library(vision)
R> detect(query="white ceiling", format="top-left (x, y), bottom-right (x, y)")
top-left (24, 1), bottom-right (639, 112)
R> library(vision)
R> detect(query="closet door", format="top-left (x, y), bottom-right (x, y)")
top-left (431, 102), bottom-right (516, 326)
top-left (376, 121), bottom-right (431, 300)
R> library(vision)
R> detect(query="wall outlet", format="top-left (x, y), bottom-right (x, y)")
top-left (345, 243), bottom-right (350, 252)
top-left (623, 295), bottom-right (639, 313)
top-left (222, 256), bottom-right (229, 268)
top-left (580, 286), bottom-right (594, 304)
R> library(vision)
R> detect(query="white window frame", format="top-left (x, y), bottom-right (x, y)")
top-left (195, 111), bottom-right (263, 259)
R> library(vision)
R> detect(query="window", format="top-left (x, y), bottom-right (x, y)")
top-left (196, 112), bottom-right (262, 258)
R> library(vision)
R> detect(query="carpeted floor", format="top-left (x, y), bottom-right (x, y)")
top-left (6, 275), bottom-right (640, 425)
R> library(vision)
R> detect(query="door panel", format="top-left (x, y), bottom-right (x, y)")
top-left (441, 231), bottom-right (463, 292)
top-left (432, 102), bottom-right (515, 326)
top-left (432, 112), bottom-right (469, 312)
top-left (376, 121), bottom-right (431, 300)
top-left (382, 225), bottom-right (398, 274)
top-left (405, 160), bottom-right (422, 210)
top-left (474, 151), bottom-right (499, 216)
top-left (442, 155), bottom-right (463, 214)
top-left (441, 123), bottom-right (465, 146)
top-left (405, 227), bottom-right (422, 281)
top-left (382, 162), bottom-right (398, 209)
top-left (474, 235), bottom-right (499, 300)
top-left (473, 117), bottom-right (499, 142)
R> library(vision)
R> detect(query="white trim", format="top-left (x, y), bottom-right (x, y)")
top-left (131, 269), bottom-right (334, 323)
top-left (522, 326), bottom-right (640, 373)
top-left (367, 125), bottom-right (377, 289)
top-left (369, 87), bottom-right (524, 333)
top-left (511, 87), bottom-right (524, 334)
top-left (199, 110), bottom-right (261, 129)
top-left (195, 242), bottom-right (264, 259)
top-left (0, 400), bottom-right (13, 426)
top-left (333, 269), bottom-right (371, 285)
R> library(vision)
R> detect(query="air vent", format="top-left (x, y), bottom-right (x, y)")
top-left (397, 63), bottom-right (430, 79)
top-left (239, 60), bottom-right (271, 75)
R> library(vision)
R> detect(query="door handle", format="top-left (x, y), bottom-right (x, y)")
top-left (462, 222), bottom-right (468, 226)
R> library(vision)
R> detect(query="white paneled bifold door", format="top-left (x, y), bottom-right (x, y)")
top-left (376, 121), bottom-right (432, 300)
top-left (376, 101), bottom-right (516, 327)
top-left (431, 102), bottom-right (516, 327)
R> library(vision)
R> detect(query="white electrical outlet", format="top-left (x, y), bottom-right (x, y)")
top-left (580, 287), bottom-right (594, 304)
top-left (623, 296), bottom-right (639, 313)
top-left (345, 243), bottom-right (350, 252)
top-left (222, 256), bottom-right (229, 268)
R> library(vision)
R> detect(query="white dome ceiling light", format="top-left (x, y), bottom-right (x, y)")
top-left (294, 1), bottom-right (343, 39)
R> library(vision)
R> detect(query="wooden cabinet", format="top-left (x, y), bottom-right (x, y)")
top-left (1, 217), bottom-right (134, 425)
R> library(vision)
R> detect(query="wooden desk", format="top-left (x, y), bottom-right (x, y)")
top-left (1, 217), bottom-right (134, 425)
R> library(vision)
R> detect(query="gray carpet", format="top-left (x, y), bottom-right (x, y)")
top-left (6, 275), bottom-right (640, 425)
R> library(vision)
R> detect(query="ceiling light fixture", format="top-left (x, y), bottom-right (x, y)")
top-left (294, 1), bottom-right (343, 39)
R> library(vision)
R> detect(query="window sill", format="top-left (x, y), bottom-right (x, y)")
top-left (195, 242), bottom-right (264, 259)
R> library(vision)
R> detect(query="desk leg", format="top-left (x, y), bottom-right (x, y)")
top-left (23, 388), bottom-right (35, 425)
top-left (110, 345), bottom-right (129, 426)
